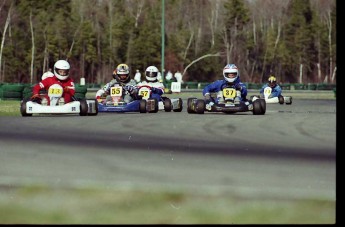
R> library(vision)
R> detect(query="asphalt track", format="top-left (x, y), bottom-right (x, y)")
top-left (0, 98), bottom-right (336, 201)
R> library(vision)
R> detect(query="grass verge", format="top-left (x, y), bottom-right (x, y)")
top-left (0, 185), bottom-right (335, 224)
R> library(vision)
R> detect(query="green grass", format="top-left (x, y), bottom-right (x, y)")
top-left (0, 100), bottom-right (21, 116)
top-left (0, 185), bottom-right (335, 224)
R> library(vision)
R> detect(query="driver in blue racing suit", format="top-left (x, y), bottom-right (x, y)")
top-left (259, 75), bottom-right (282, 98)
top-left (202, 64), bottom-right (247, 110)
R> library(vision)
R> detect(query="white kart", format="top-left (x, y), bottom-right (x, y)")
top-left (20, 84), bottom-right (98, 116)
top-left (137, 85), bottom-right (183, 112)
top-left (251, 87), bottom-right (292, 105)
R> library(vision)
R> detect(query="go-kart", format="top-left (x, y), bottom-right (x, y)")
top-left (137, 85), bottom-right (183, 112)
top-left (250, 87), bottom-right (292, 105)
top-left (20, 84), bottom-right (98, 117)
top-left (97, 84), bottom-right (158, 113)
top-left (187, 87), bottom-right (266, 115)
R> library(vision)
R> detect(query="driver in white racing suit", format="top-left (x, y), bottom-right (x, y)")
top-left (136, 66), bottom-right (165, 101)
top-left (95, 63), bottom-right (138, 103)
top-left (202, 64), bottom-right (247, 110)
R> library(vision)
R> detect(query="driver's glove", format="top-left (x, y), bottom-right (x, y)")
top-left (124, 85), bottom-right (134, 93)
top-left (31, 94), bottom-right (41, 103)
top-left (204, 93), bottom-right (211, 101)
top-left (235, 84), bottom-right (242, 91)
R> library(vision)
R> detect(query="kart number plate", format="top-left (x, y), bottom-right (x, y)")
top-left (111, 86), bottom-right (123, 97)
top-left (223, 88), bottom-right (236, 98)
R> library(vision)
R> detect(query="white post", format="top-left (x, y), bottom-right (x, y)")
top-left (299, 64), bottom-right (303, 84)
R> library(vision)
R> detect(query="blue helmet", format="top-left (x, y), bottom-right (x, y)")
top-left (223, 64), bottom-right (239, 83)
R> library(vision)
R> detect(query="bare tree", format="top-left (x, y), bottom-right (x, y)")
top-left (0, 1), bottom-right (12, 83)
top-left (29, 9), bottom-right (35, 84)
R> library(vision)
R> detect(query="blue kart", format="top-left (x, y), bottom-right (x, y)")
top-left (97, 85), bottom-right (158, 113)
top-left (187, 87), bottom-right (266, 115)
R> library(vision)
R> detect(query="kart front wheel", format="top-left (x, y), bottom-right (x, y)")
top-left (278, 95), bottom-right (284, 104)
top-left (139, 99), bottom-right (147, 113)
top-left (253, 99), bottom-right (266, 115)
top-left (173, 98), bottom-right (183, 112)
top-left (195, 99), bottom-right (205, 114)
top-left (79, 99), bottom-right (88, 116)
top-left (20, 98), bottom-right (32, 117)
top-left (163, 98), bottom-right (172, 112)
top-left (187, 97), bottom-right (197, 114)
top-left (148, 98), bottom-right (159, 113)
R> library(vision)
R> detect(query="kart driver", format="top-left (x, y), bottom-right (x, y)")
top-left (259, 75), bottom-right (283, 98)
top-left (31, 59), bottom-right (75, 105)
top-left (202, 63), bottom-right (247, 110)
top-left (95, 63), bottom-right (138, 104)
top-left (136, 65), bottom-right (165, 101)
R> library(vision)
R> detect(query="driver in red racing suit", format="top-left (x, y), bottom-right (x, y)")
top-left (31, 60), bottom-right (75, 105)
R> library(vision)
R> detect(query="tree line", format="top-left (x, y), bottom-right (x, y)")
top-left (0, 0), bottom-right (336, 85)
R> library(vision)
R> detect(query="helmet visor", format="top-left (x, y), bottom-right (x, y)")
top-left (269, 81), bottom-right (276, 87)
top-left (145, 71), bottom-right (158, 78)
top-left (118, 74), bottom-right (129, 80)
top-left (56, 68), bottom-right (69, 76)
top-left (224, 72), bottom-right (237, 79)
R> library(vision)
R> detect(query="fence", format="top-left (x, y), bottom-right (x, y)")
top-left (0, 82), bottom-right (337, 100)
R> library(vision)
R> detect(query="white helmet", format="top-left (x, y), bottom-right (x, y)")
top-left (54, 60), bottom-right (70, 80)
top-left (41, 71), bottom-right (54, 80)
top-left (223, 64), bottom-right (239, 83)
top-left (145, 66), bottom-right (159, 81)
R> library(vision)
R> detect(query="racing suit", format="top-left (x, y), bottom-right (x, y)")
top-left (202, 77), bottom-right (247, 105)
top-left (259, 84), bottom-right (282, 98)
top-left (96, 78), bottom-right (137, 103)
top-left (136, 80), bottom-right (164, 101)
top-left (32, 76), bottom-right (75, 104)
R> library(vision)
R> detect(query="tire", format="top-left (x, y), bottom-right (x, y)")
top-left (79, 99), bottom-right (88, 116)
top-left (148, 98), bottom-right (159, 113)
top-left (87, 99), bottom-right (99, 116)
top-left (163, 98), bottom-right (172, 112)
top-left (286, 96), bottom-right (292, 105)
top-left (173, 98), bottom-right (183, 112)
top-left (259, 98), bottom-right (266, 114)
top-left (20, 99), bottom-right (32, 117)
top-left (195, 99), bottom-right (205, 114)
top-left (278, 95), bottom-right (284, 104)
top-left (139, 99), bottom-right (147, 113)
top-left (187, 97), bottom-right (197, 114)
top-left (253, 99), bottom-right (265, 115)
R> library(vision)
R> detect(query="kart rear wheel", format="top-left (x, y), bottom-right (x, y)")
top-left (20, 98), bottom-right (32, 117)
top-left (79, 99), bottom-right (88, 116)
top-left (173, 98), bottom-right (183, 112)
top-left (164, 98), bottom-right (172, 112)
top-left (285, 96), bottom-right (292, 105)
top-left (195, 99), bottom-right (205, 114)
top-left (187, 97), bottom-right (197, 114)
top-left (139, 99), bottom-right (147, 113)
